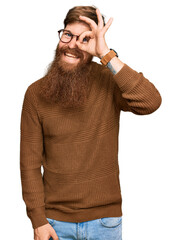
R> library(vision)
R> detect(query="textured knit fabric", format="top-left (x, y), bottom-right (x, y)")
top-left (20, 61), bottom-right (162, 229)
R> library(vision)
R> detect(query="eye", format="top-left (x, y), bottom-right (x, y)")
top-left (83, 37), bottom-right (89, 42)
top-left (65, 32), bottom-right (71, 37)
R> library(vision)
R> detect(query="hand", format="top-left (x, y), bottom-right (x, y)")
top-left (34, 223), bottom-right (59, 240)
top-left (76, 8), bottom-right (113, 58)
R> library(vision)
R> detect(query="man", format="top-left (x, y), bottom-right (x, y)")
top-left (20, 5), bottom-right (162, 240)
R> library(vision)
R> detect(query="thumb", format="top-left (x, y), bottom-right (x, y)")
top-left (75, 41), bottom-right (86, 51)
top-left (50, 228), bottom-right (59, 240)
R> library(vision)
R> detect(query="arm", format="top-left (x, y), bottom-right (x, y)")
top-left (75, 8), bottom-right (162, 115)
top-left (20, 86), bottom-right (49, 229)
top-left (104, 55), bottom-right (162, 115)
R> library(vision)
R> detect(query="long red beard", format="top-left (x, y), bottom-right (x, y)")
top-left (39, 43), bottom-right (93, 108)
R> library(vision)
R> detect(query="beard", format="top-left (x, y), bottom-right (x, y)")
top-left (39, 43), bottom-right (93, 108)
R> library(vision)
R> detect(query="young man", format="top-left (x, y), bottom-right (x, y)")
top-left (20, 6), bottom-right (162, 240)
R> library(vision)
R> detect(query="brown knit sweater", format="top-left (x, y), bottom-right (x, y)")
top-left (20, 61), bottom-right (162, 229)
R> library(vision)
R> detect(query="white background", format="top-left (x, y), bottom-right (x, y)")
top-left (0, 0), bottom-right (181, 239)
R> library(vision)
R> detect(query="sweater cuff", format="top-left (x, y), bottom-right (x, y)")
top-left (27, 206), bottom-right (49, 229)
top-left (113, 63), bottom-right (141, 92)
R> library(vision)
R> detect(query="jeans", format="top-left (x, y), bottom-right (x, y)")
top-left (47, 216), bottom-right (122, 240)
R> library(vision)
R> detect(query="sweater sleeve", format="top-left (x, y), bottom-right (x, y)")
top-left (112, 63), bottom-right (162, 114)
top-left (20, 86), bottom-right (49, 229)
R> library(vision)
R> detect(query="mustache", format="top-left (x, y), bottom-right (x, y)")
top-left (57, 45), bottom-right (84, 59)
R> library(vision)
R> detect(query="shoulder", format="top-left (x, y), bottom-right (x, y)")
top-left (22, 77), bottom-right (45, 105)
top-left (91, 61), bottom-right (115, 92)
top-left (91, 61), bottom-right (113, 79)
top-left (27, 77), bottom-right (44, 92)
top-left (25, 76), bottom-right (44, 95)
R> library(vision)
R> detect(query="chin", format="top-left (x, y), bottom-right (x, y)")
top-left (58, 60), bottom-right (77, 72)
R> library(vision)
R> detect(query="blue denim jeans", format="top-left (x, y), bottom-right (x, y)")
top-left (47, 216), bottom-right (122, 240)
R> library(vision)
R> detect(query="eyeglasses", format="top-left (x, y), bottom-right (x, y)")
top-left (58, 29), bottom-right (90, 43)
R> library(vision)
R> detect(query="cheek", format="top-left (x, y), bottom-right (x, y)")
top-left (58, 41), bottom-right (66, 49)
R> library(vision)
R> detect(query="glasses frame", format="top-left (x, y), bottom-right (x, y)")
top-left (58, 29), bottom-right (81, 43)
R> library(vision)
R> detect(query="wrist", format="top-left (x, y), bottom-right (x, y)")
top-left (98, 48), bottom-right (110, 59)
top-left (100, 48), bottom-right (119, 66)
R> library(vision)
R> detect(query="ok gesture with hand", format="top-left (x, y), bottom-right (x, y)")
top-left (76, 8), bottom-right (113, 58)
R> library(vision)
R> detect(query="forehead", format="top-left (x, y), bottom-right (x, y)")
top-left (65, 22), bottom-right (91, 35)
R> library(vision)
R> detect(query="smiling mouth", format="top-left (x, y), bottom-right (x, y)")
top-left (64, 53), bottom-right (79, 59)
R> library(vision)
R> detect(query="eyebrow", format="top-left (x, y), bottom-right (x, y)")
top-left (65, 29), bottom-right (85, 36)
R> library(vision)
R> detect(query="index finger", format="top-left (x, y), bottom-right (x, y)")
top-left (79, 15), bottom-right (97, 31)
top-left (78, 30), bottom-right (94, 43)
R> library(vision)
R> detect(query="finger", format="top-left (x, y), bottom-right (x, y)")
top-left (51, 229), bottom-right (59, 240)
top-left (75, 40), bottom-right (87, 51)
top-left (96, 8), bottom-right (104, 28)
top-left (102, 17), bottom-right (113, 35)
top-left (78, 31), bottom-right (94, 43)
top-left (79, 15), bottom-right (97, 31)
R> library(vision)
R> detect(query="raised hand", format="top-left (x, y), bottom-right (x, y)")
top-left (76, 8), bottom-right (113, 58)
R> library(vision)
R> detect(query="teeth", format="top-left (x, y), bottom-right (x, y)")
top-left (65, 53), bottom-right (78, 58)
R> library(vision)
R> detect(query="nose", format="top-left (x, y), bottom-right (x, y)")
top-left (68, 36), bottom-right (78, 49)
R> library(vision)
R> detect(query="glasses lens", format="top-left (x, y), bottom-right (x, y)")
top-left (59, 30), bottom-right (72, 43)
